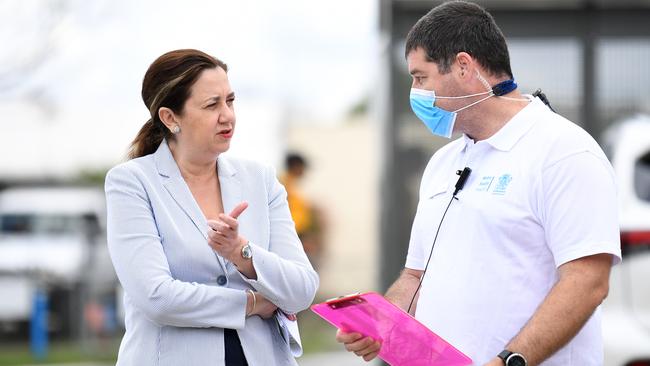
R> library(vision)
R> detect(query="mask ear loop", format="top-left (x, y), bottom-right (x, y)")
top-left (435, 90), bottom-right (491, 99)
top-left (435, 73), bottom-right (530, 105)
top-left (452, 93), bottom-right (494, 113)
top-left (435, 70), bottom-right (497, 101)
top-left (449, 76), bottom-right (531, 112)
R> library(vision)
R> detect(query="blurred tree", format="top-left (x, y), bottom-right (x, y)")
top-left (72, 167), bottom-right (111, 186)
top-left (347, 95), bottom-right (369, 119)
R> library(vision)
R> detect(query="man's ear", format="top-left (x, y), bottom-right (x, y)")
top-left (455, 52), bottom-right (474, 78)
top-left (158, 107), bottom-right (178, 133)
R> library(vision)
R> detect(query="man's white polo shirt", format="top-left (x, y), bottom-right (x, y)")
top-left (405, 97), bottom-right (621, 365)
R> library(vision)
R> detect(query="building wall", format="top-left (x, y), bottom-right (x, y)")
top-left (285, 119), bottom-right (380, 297)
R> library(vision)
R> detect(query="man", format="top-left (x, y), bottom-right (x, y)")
top-left (336, 1), bottom-right (621, 365)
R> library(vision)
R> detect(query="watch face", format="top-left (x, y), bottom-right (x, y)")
top-left (507, 354), bottom-right (526, 366)
top-left (241, 244), bottom-right (252, 259)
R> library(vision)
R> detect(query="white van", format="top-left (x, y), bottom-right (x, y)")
top-left (0, 186), bottom-right (116, 336)
top-left (602, 115), bottom-right (650, 366)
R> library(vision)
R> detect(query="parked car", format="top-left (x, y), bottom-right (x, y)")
top-left (0, 186), bottom-right (117, 338)
top-left (602, 114), bottom-right (650, 366)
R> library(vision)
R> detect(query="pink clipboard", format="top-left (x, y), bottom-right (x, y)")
top-left (311, 292), bottom-right (472, 366)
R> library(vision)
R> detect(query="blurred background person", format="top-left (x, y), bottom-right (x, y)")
top-left (281, 153), bottom-right (327, 271)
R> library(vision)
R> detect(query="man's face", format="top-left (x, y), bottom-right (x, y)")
top-left (406, 47), bottom-right (463, 112)
top-left (407, 47), bottom-right (442, 91)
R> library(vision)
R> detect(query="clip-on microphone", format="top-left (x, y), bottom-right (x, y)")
top-left (453, 167), bottom-right (472, 197)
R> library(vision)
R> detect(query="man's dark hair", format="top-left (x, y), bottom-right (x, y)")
top-left (405, 1), bottom-right (513, 79)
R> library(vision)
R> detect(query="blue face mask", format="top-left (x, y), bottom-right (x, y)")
top-left (410, 88), bottom-right (459, 138)
top-left (409, 73), bottom-right (518, 138)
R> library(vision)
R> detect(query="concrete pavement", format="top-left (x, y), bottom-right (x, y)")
top-left (20, 351), bottom-right (379, 366)
top-left (299, 351), bottom-right (380, 366)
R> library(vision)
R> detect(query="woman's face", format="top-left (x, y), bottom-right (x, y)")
top-left (174, 67), bottom-right (236, 158)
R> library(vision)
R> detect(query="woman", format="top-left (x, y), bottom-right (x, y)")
top-left (105, 49), bottom-right (319, 366)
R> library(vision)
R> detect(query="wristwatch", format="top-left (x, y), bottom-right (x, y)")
top-left (241, 242), bottom-right (252, 259)
top-left (498, 350), bottom-right (527, 366)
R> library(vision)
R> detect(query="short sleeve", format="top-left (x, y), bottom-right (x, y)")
top-left (405, 200), bottom-right (429, 270)
top-left (539, 151), bottom-right (622, 267)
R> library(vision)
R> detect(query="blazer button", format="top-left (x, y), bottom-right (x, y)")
top-left (217, 275), bottom-right (227, 286)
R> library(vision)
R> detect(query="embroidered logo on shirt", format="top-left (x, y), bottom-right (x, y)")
top-left (476, 176), bottom-right (495, 192)
top-left (492, 174), bottom-right (513, 195)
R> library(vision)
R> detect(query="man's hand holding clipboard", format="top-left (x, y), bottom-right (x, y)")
top-left (311, 292), bottom-right (472, 366)
top-left (336, 328), bottom-right (381, 362)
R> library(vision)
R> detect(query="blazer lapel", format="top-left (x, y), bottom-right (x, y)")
top-left (215, 154), bottom-right (241, 272)
top-left (217, 154), bottom-right (242, 220)
top-left (154, 140), bottom-right (228, 273)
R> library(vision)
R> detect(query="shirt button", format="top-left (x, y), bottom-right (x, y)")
top-left (217, 275), bottom-right (227, 286)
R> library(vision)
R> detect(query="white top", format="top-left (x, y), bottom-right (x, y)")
top-left (406, 97), bottom-right (621, 365)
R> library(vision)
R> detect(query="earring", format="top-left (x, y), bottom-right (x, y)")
top-left (172, 125), bottom-right (180, 134)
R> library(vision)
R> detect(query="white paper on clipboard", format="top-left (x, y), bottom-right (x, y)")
top-left (275, 311), bottom-right (303, 357)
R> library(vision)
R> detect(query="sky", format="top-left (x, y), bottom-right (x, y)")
top-left (0, 0), bottom-right (379, 178)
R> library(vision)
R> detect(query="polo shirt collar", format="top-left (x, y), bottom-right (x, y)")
top-left (463, 95), bottom-right (542, 152)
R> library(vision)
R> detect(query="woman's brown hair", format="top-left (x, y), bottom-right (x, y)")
top-left (128, 49), bottom-right (228, 159)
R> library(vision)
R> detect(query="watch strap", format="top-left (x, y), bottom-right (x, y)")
top-left (498, 350), bottom-right (513, 362)
top-left (497, 350), bottom-right (527, 366)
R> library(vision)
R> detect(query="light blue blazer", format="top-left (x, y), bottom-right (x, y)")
top-left (105, 140), bottom-right (319, 366)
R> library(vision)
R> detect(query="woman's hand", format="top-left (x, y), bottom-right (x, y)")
top-left (207, 202), bottom-right (248, 263)
top-left (247, 292), bottom-right (278, 319)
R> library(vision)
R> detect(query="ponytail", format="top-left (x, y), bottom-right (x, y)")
top-left (128, 118), bottom-right (167, 159)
